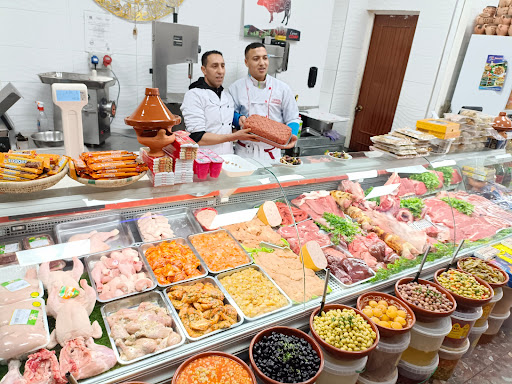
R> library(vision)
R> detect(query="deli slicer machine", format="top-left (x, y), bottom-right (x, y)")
top-left (0, 83), bottom-right (22, 152)
top-left (38, 72), bottom-right (116, 145)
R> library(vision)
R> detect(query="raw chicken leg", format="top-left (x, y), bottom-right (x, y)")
top-left (67, 229), bottom-right (120, 253)
top-left (59, 337), bottom-right (116, 380)
top-left (0, 360), bottom-right (25, 384)
top-left (22, 349), bottom-right (66, 384)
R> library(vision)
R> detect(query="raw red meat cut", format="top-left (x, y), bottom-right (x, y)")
top-left (411, 179), bottom-right (428, 195)
top-left (385, 173), bottom-right (416, 197)
top-left (275, 202), bottom-right (309, 226)
top-left (323, 247), bottom-right (373, 284)
top-left (396, 208), bottom-right (413, 223)
top-left (348, 233), bottom-right (397, 270)
top-left (339, 180), bottom-right (365, 201)
top-left (451, 169), bottom-right (462, 185)
top-left (291, 191), bottom-right (345, 225)
top-left (342, 258), bottom-right (374, 282)
top-left (377, 195), bottom-right (400, 215)
top-left (277, 220), bottom-right (331, 254)
top-left (22, 349), bottom-right (66, 384)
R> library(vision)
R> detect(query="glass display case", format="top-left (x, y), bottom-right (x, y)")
top-left (1, 148), bottom-right (512, 383)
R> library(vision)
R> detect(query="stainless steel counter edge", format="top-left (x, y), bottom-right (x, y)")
top-left (79, 239), bottom-right (502, 384)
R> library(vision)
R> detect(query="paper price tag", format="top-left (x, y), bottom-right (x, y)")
top-left (495, 153), bottom-right (512, 159)
top-left (1, 279), bottom-right (30, 292)
top-left (10, 309), bottom-right (39, 326)
top-left (210, 208), bottom-right (259, 228)
top-left (0, 243), bottom-right (20, 255)
top-left (386, 166), bottom-right (427, 174)
top-left (259, 175), bottom-right (305, 185)
top-left (16, 240), bottom-right (91, 266)
top-left (364, 184), bottom-right (400, 200)
top-left (347, 170), bottom-right (378, 181)
top-left (431, 160), bottom-right (456, 168)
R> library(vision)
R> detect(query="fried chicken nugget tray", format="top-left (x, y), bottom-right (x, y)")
top-left (100, 290), bottom-right (186, 366)
top-left (54, 213), bottom-right (135, 251)
top-left (138, 238), bottom-right (208, 289)
top-left (163, 276), bottom-right (244, 343)
top-left (84, 247), bottom-right (158, 304)
top-left (133, 207), bottom-right (203, 243)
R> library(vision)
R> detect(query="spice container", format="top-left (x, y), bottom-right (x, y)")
top-left (397, 354), bottom-right (439, 384)
top-left (492, 285), bottom-right (512, 315)
top-left (433, 339), bottom-right (470, 381)
top-left (317, 354), bottom-right (367, 384)
top-left (479, 310), bottom-right (511, 344)
top-left (464, 320), bottom-right (488, 357)
top-left (364, 332), bottom-right (410, 381)
top-left (475, 287), bottom-right (503, 327)
top-left (357, 368), bottom-right (397, 384)
top-left (443, 306), bottom-right (482, 348)
top-left (401, 316), bottom-right (451, 366)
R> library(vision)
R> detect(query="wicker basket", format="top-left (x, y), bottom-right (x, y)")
top-left (73, 171), bottom-right (147, 188)
top-left (0, 165), bottom-right (69, 194)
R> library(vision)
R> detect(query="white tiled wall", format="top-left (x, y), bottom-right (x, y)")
top-left (0, 0), bottom-right (334, 134)
top-left (320, 0), bottom-right (464, 147)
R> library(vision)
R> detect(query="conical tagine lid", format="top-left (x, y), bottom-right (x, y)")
top-left (125, 88), bottom-right (181, 129)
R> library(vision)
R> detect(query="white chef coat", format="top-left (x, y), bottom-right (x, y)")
top-left (181, 88), bottom-right (235, 155)
top-left (229, 75), bottom-right (300, 164)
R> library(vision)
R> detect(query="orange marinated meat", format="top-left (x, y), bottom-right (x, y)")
top-left (176, 355), bottom-right (253, 384)
top-left (145, 240), bottom-right (202, 285)
top-left (190, 231), bottom-right (248, 272)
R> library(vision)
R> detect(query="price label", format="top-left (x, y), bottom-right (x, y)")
top-left (347, 170), bottom-right (378, 181)
top-left (364, 184), bottom-right (400, 200)
top-left (16, 240), bottom-right (90, 266)
top-left (431, 160), bottom-right (456, 168)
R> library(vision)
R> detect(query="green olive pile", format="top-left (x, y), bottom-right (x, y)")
top-left (437, 269), bottom-right (491, 300)
top-left (313, 308), bottom-right (377, 352)
top-left (459, 258), bottom-right (505, 285)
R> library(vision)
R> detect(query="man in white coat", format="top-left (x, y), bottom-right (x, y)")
top-left (229, 42), bottom-right (300, 162)
top-left (181, 50), bottom-right (254, 155)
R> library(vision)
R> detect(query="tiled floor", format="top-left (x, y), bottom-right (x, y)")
top-left (432, 317), bottom-right (512, 384)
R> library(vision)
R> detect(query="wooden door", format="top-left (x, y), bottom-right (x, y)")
top-left (349, 15), bottom-right (418, 151)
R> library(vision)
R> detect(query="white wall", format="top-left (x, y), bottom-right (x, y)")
top-left (319, 0), bottom-right (464, 147)
top-left (0, 0), bottom-right (334, 134)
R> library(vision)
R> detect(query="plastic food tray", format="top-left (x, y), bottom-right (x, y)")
top-left (139, 238), bottom-right (208, 288)
top-left (84, 247), bottom-right (157, 303)
top-left (247, 132), bottom-right (292, 149)
top-left (219, 154), bottom-right (259, 177)
top-left (163, 276), bottom-right (244, 342)
top-left (216, 264), bottom-right (293, 321)
top-left (188, 229), bottom-right (253, 274)
top-left (100, 290), bottom-right (186, 365)
top-left (0, 297), bottom-right (50, 363)
top-left (54, 213), bottom-right (135, 252)
top-left (0, 264), bottom-right (44, 302)
top-left (134, 207), bottom-right (203, 242)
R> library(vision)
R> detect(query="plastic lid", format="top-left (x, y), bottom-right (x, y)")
top-left (491, 287), bottom-right (504, 303)
top-left (470, 320), bottom-right (488, 334)
top-left (451, 306), bottom-right (483, 321)
top-left (322, 353), bottom-right (367, 375)
top-left (357, 368), bottom-right (398, 384)
top-left (488, 310), bottom-right (510, 320)
top-left (377, 331), bottom-right (411, 353)
top-left (412, 315), bottom-right (452, 337)
top-left (398, 353), bottom-right (439, 375)
top-left (439, 338), bottom-right (470, 359)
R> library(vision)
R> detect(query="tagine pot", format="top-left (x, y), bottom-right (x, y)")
top-left (498, 24), bottom-right (509, 35)
top-left (493, 111), bottom-right (512, 131)
top-left (474, 24), bottom-right (486, 34)
top-left (125, 88), bottom-right (181, 157)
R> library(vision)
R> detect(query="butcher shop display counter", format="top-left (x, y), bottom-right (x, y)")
top-left (2, 148), bottom-right (512, 383)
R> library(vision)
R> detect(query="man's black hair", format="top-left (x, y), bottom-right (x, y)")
top-left (245, 42), bottom-right (266, 56)
top-left (201, 50), bottom-right (223, 66)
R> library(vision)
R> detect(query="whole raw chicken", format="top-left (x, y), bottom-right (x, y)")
top-left (38, 257), bottom-right (102, 348)
top-left (0, 360), bottom-right (24, 384)
top-left (59, 337), bottom-right (117, 380)
top-left (67, 229), bottom-right (120, 253)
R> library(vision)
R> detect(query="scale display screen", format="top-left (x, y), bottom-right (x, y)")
top-left (56, 90), bottom-right (81, 102)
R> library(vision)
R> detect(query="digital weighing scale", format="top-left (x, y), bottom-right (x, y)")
top-left (51, 83), bottom-right (88, 159)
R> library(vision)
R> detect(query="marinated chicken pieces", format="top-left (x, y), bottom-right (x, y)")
top-left (144, 240), bottom-right (202, 285)
top-left (168, 282), bottom-right (238, 338)
top-left (106, 302), bottom-right (182, 361)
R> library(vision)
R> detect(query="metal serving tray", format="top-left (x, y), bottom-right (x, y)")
top-left (188, 229), bottom-right (253, 274)
top-left (54, 214), bottom-right (135, 252)
top-left (133, 207), bottom-right (203, 243)
top-left (84, 247), bottom-right (157, 303)
top-left (139, 238), bottom-right (208, 288)
top-left (100, 290), bottom-right (186, 365)
top-left (216, 264), bottom-right (293, 321)
top-left (163, 276), bottom-right (244, 342)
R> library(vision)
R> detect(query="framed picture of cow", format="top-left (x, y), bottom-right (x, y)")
top-left (244, 0), bottom-right (301, 41)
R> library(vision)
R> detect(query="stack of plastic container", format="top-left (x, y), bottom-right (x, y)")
top-left (464, 320), bottom-right (488, 357)
top-left (317, 354), bottom-right (367, 384)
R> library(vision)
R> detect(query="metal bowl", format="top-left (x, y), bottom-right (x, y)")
top-left (31, 131), bottom-right (64, 148)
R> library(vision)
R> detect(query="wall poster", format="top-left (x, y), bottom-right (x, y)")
top-left (479, 55), bottom-right (507, 91)
top-left (244, 0), bottom-right (301, 41)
